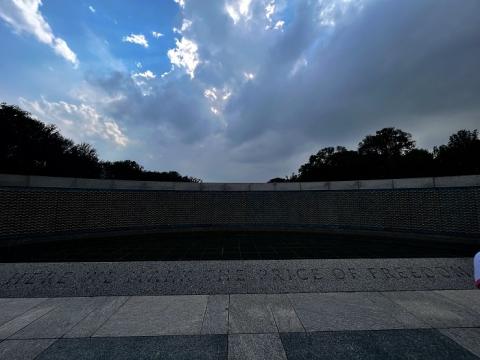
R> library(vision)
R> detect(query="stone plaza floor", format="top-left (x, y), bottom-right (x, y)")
top-left (1, 290), bottom-right (480, 359)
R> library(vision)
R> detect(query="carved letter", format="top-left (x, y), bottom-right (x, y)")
top-left (348, 268), bottom-right (358, 279)
top-left (311, 268), bottom-right (323, 280)
top-left (272, 269), bottom-right (284, 281)
top-left (332, 268), bottom-right (346, 280)
top-left (296, 268), bottom-right (309, 281)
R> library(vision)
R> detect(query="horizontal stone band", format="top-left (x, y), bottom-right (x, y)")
top-left (1, 174), bottom-right (480, 191)
top-left (0, 258), bottom-right (473, 297)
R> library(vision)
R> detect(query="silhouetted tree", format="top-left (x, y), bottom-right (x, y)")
top-left (99, 161), bottom-right (200, 182)
top-left (356, 128), bottom-right (416, 178)
top-left (399, 149), bottom-right (435, 178)
top-left (276, 127), bottom-right (479, 182)
top-left (0, 103), bottom-right (76, 176)
top-left (3, 102), bottom-right (479, 183)
top-left (0, 102), bottom-right (200, 182)
top-left (141, 170), bottom-right (201, 183)
top-left (63, 143), bottom-right (102, 178)
top-left (434, 130), bottom-right (480, 175)
top-left (102, 160), bottom-right (143, 180)
top-left (296, 146), bottom-right (362, 181)
top-left (358, 127), bottom-right (415, 157)
top-left (268, 177), bottom-right (289, 183)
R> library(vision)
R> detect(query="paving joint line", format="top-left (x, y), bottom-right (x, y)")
top-left (286, 293), bottom-right (307, 333)
top-left (0, 297), bottom-right (50, 329)
top-left (4, 299), bottom-right (60, 341)
top-left (85, 296), bottom-right (131, 338)
top-left (226, 294), bottom-right (230, 357)
top-left (265, 299), bottom-right (289, 359)
top-left (58, 297), bottom-right (114, 339)
top-left (199, 294), bottom-right (209, 334)
top-left (32, 338), bottom-right (60, 360)
top-left (435, 328), bottom-right (480, 360)
top-left (7, 327), bottom-right (478, 340)
top-left (433, 290), bottom-right (480, 316)
top-left (374, 291), bottom-right (432, 329)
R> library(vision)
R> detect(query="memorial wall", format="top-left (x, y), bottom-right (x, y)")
top-left (0, 174), bottom-right (479, 239)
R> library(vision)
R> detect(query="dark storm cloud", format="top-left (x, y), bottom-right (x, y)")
top-left (85, 71), bottom-right (223, 144)
top-left (224, 0), bottom-right (480, 164)
top-left (65, 0), bottom-right (480, 181)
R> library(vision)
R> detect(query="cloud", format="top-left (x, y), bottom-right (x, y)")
top-left (132, 70), bottom-right (156, 80)
top-left (167, 37), bottom-right (200, 79)
top-left (88, 5), bottom-right (95, 13)
top-left (225, 0), bottom-right (253, 24)
top-left (173, 18), bottom-right (192, 34)
top-left (243, 72), bottom-right (255, 81)
top-left (35, 0), bottom-right (480, 181)
top-left (0, 0), bottom-right (78, 66)
top-left (19, 97), bottom-right (129, 146)
top-left (289, 57), bottom-right (307, 77)
top-left (173, 0), bottom-right (185, 9)
top-left (203, 88), bottom-right (217, 101)
top-left (122, 33), bottom-right (149, 48)
top-left (131, 70), bottom-right (157, 95)
top-left (318, 0), bottom-right (364, 27)
top-left (152, 31), bottom-right (163, 38)
top-left (264, 0), bottom-right (285, 30)
top-left (52, 38), bottom-right (78, 65)
top-left (265, 1), bottom-right (275, 22)
top-left (273, 20), bottom-right (284, 30)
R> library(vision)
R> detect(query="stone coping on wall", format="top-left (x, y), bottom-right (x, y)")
top-left (0, 173), bottom-right (479, 191)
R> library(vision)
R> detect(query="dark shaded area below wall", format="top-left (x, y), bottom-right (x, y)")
top-left (0, 231), bottom-right (477, 262)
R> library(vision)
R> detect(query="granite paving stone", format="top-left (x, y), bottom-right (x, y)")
top-left (280, 329), bottom-right (480, 360)
top-left (383, 291), bottom-right (480, 328)
top-left (264, 294), bottom-right (304, 333)
top-left (0, 339), bottom-right (57, 360)
top-left (288, 292), bottom-right (427, 332)
top-left (201, 295), bottom-right (229, 334)
top-left (11, 297), bottom-right (108, 339)
top-left (435, 290), bottom-right (480, 315)
top-left (228, 333), bottom-right (287, 360)
top-left (440, 328), bottom-right (480, 358)
top-left (0, 300), bottom-right (57, 340)
top-left (63, 296), bottom-right (129, 338)
top-left (35, 335), bottom-right (228, 360)
top-left (0, 298), bottom-right (48, 326)
top-left (228, 294), bottom-right (278, 333)
top-left (93, 295), bottom-right (208, 336)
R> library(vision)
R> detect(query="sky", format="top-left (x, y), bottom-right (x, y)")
top-left (0, 0), bottom-right (479, 182)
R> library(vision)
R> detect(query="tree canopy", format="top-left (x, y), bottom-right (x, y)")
top-left (0, 102), bottom-right (200, 182)
top-left (270, 127), bottom-right (480, 182)
top-left (2, 103), bottom-right (478, 183)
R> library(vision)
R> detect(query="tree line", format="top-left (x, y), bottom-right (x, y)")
top-left (0, 103), bottom-right (200, 182)
top-left (2, 102), bottom-right (479, 183)
top-left (270, 127), bottom-right (480, 182)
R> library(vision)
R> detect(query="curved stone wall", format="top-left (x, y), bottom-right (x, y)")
top-left (0, 174), bottom-right (479, 239)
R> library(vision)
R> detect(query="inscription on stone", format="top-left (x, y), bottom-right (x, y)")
top-left (1, 265), bottom-right (471, 286)
top-left (0, 258), bottom-right (473, 297)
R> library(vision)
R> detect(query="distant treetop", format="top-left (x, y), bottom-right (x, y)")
top-left (1, 102), bottom-right (478, 184)
top-left (0, 102), bottom-right (200, 182)
top-left (269, 127), bottom-right (479, 182)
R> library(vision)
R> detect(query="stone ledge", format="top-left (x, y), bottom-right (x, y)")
top-left (0, 173), bottom-right (479, 191)
top-left (0, 258), bottom-right (473, 298)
